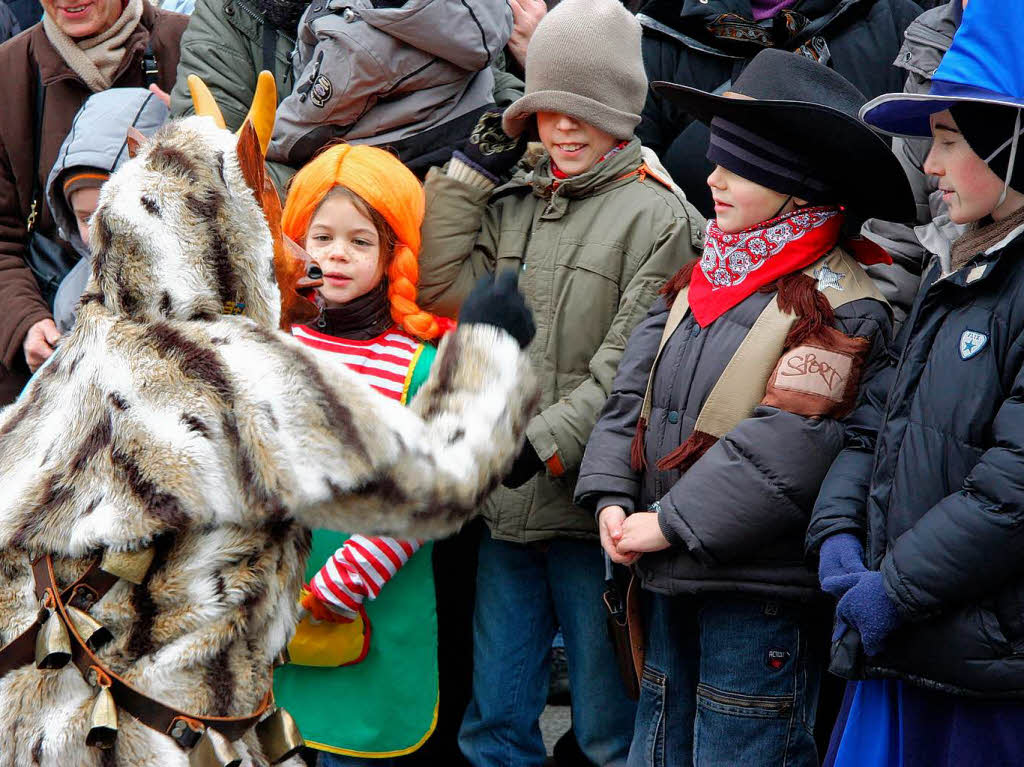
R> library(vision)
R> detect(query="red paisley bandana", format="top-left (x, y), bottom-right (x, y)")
top-left (689, 206), bottom-right (843, 327)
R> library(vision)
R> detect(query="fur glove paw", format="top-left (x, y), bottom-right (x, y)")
top-left (459, 270), bottom-right (536, 349)
top-left (455, 107), bottom-right (528, 182)
top-left (835, 571), bottom-right (901, 657)
top-left (819, 533), bottom-right (867, 598)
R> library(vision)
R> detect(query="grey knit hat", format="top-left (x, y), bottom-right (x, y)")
top-left (502, 0), bottom-right (647, 140)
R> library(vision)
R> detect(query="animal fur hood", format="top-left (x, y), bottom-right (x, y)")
top-left (0, 114), bottom-right (536, 765)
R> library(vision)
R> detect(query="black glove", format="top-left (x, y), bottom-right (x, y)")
top-left (459, 271), bottom-right (536, 349)
top-left (454, 107), bottom-right (528, 182)
top-left (503, 441), bottom-right (544, 489)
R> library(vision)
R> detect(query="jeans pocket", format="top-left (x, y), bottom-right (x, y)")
top-left (628, 665), bottom-right (667, 767)
top-left (694, 683), bottom-right (796, 767)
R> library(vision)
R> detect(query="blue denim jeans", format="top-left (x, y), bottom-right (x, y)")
top-left (458, 530), bottom-right (636, 767)
top-left (629, 593), bottom-right (821, 767)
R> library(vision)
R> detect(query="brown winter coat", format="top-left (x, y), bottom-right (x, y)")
top-left (0, 3), bottom-right (187, 404)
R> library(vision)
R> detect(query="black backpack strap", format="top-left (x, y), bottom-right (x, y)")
top-left (28, 65), bottom-right (45, 233)
top-left (141, 40), bottom-right (159, 87)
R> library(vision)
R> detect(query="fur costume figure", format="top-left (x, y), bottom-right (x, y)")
top-left (0, 77), bottom-right (537, 766)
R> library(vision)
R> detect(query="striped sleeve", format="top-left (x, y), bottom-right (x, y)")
top-left (309, 535), bottom-right (422, 621)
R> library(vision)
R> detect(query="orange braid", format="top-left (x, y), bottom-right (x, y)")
top-left (281, 144), bottom-right (448, 340)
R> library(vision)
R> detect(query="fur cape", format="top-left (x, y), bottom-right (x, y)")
top-left (0, 116), bottom-right (537, 765)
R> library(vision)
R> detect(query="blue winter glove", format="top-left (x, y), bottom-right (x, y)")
top-left (818, 533), bottom-right (867, 598)
top-left (834, 570), bottom-right (901, 657)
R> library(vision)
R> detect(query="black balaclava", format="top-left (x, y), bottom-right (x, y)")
top-left (950, 102), bottom-right (1024, 188)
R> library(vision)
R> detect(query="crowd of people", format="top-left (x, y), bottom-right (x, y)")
top-left (0, 0), bottom-right (1020, 765)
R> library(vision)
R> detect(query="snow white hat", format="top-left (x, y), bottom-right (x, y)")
top-left (650, 49), bottom-right (916, 222)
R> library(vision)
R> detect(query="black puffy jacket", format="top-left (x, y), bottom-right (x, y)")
top-left (636, 0), bottom-right (921, 217)
top-left (809, 227), bottom-right (1024, 698)
top-left (576, 253), bottom-right (891, 601)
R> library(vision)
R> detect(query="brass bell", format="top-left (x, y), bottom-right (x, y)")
top-left (255, 706), bottom-right (304, 765)
top-left (66, 606), bottom-right (113, 651)
top-left (188, 727), bottom-right (242, 767)
top-left (100, 547), bottom-right (155, 585)
top-left (35, 610), bottom-right (71, 669)
top-left (85, 685), bottom-right (118, 749)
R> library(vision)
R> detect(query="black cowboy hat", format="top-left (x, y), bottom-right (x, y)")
top-left (651, 49), bottom-right (916, 223)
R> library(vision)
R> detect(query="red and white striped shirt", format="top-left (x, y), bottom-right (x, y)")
top-left (293, 324), bottom-right (425, 621)
top-left (292, 324), bottom-right (422, 402)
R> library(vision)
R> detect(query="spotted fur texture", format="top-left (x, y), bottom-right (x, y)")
top-left (0, 117), bottom-right (537, 766)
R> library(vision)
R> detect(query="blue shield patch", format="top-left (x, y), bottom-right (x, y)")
top-left (959, 330), bottom-right (988, 360)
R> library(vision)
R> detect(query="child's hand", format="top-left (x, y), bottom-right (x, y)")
top-left (599, 505), bottom-right (639, 565)
top-left (616, 511), bottom-right (671, 557)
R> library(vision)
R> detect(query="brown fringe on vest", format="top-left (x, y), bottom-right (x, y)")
top-left (655, 429), bottom-right (718, 473)
top-left (630, 416), bottom-right (648, 471)
top-left (772, 272), bottom-right (835, 350)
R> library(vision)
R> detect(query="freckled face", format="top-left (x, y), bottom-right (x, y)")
top-left (303, 193), bottom-right (385, 307)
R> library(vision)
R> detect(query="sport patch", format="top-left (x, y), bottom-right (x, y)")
top-left (775, 346), bottom-right (852, 401)
top-left (761, 326), bottom-right (870, 420)
top-left (959, 330), bottom-right (988, 360)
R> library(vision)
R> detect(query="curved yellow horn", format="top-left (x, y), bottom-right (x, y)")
top-left (237, 70), bottom-right (276, 156)
top-left (187, 74), bottom-right (226, 130)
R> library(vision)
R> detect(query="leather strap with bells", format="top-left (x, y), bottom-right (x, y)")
top-left (30, 555), bottom-right (276, 751)
top-left (0, 557), bottom-right (121, 677)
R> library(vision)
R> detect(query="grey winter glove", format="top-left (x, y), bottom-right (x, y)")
top-left (459, 270), bottom-right (536, 349)
top-left (453, 107), bottom-right (528, 184)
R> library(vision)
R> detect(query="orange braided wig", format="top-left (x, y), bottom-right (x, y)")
top-left (282, 144), bottom-right (445, 340)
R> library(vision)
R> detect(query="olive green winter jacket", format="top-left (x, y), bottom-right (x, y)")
top-left (418, 140), bottom-right (704, 542)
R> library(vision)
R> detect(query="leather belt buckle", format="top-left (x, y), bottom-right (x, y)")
top-left (168, 716), bottom-right (205, 749)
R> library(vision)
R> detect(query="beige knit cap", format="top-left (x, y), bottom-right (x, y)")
top-left (502, 0), bottom-right (648, 140)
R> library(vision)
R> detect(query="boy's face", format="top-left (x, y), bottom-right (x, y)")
top-left (707, 165), bottom-right (803, 233)
top-left (69, 186), bottom-right (101, 245)
top-left (536, 112), bottom-right (618, 177)
top-left (924, 110), bottom-right (1015, 224)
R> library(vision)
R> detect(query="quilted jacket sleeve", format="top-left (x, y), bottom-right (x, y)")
top-left (658, 300), bottom-right (892, 566)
